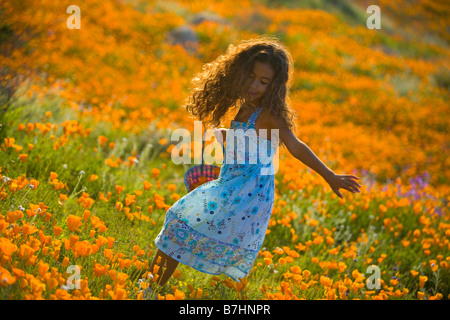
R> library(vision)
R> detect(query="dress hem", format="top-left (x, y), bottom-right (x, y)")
top-left (154, 240), bottom-right (248, 282)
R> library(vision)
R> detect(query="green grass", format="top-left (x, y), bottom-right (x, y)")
top-left (0, 60), bottom-right (449, 301)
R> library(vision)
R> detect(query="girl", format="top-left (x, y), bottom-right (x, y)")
top-left (146, 36), bottom-right (361, 293)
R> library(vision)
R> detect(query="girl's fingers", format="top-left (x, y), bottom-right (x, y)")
top-left (343, 181), bottom-right (360, 193)
top-left (333, 175), bottom-right (362, 196)
top-left (350, 180), bottom-right (361, 191)
top-left (352, 177), bottom-right (362, 187)
top-left (346, 175), bottom-right (361, 184)
top-left (342, 180), bottom-right (357, 191)
top-left (345, 176), bottom-right (362, 189)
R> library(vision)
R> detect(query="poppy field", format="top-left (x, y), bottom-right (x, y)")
top-left (0, 0), bottom-right (449, 300)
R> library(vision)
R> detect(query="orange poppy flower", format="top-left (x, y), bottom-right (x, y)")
top-left (152, 168), bottom-right (160, 178)
top-left (6, 210), bottom-right (23, 223)
top-left (0, 266), bottom-right (16, 287)
top-left (66, 215), bottom-right (82, 232)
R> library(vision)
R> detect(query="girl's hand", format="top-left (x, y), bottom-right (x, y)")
top-left (326, 173), bottom-right (361, 199)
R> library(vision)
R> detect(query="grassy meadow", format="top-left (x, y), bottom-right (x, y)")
top-left (0, 0), bottom-right (449, 300)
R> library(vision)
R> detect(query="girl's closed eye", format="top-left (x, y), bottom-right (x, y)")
top-left (250, 74), bottom-right (269, 85)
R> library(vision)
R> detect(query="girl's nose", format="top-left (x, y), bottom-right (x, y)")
top-left (250, 79), bottom-right (259, 90)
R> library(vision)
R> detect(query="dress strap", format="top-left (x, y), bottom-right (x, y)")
top-left (248, 107), bottom-right (263, 127)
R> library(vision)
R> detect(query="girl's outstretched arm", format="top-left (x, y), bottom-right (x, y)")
top-left (272, 118), bottom-right (361, 198)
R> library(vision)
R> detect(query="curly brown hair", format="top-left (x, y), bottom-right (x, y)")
top-left (184, 35), bottom-right (298, 149)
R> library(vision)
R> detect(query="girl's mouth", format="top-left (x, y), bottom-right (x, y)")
top-left (247, 91), bottom-right (257, 97)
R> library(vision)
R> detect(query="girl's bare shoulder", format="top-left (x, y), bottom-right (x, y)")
top-left (256, 108), bottom-right (283, 130)
top-left (255, 109), bottom-right (278, 139)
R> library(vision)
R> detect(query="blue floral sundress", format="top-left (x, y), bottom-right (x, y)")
top-left (155, 107), bottom-right (277, 281)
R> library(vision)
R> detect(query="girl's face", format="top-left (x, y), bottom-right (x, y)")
top-left (243, 61), bottom-right (274, 107)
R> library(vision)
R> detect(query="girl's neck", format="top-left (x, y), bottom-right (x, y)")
top-left (241, 101), bottom-right (260, 111)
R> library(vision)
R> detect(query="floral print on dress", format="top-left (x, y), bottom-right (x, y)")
top-left (155, 107), bottom-right (277, 281)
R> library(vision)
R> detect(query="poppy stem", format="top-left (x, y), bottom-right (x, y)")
top-left (41, 187), bottom-right (52, 204)
top-left (69, 173), bottom-right (84, 199)
top-left (9, 183), bottom-right (31, 211)
top-left (89, 199), bottom-right (97, 212)
top-left (0, 180), bottom-right (6, 192)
